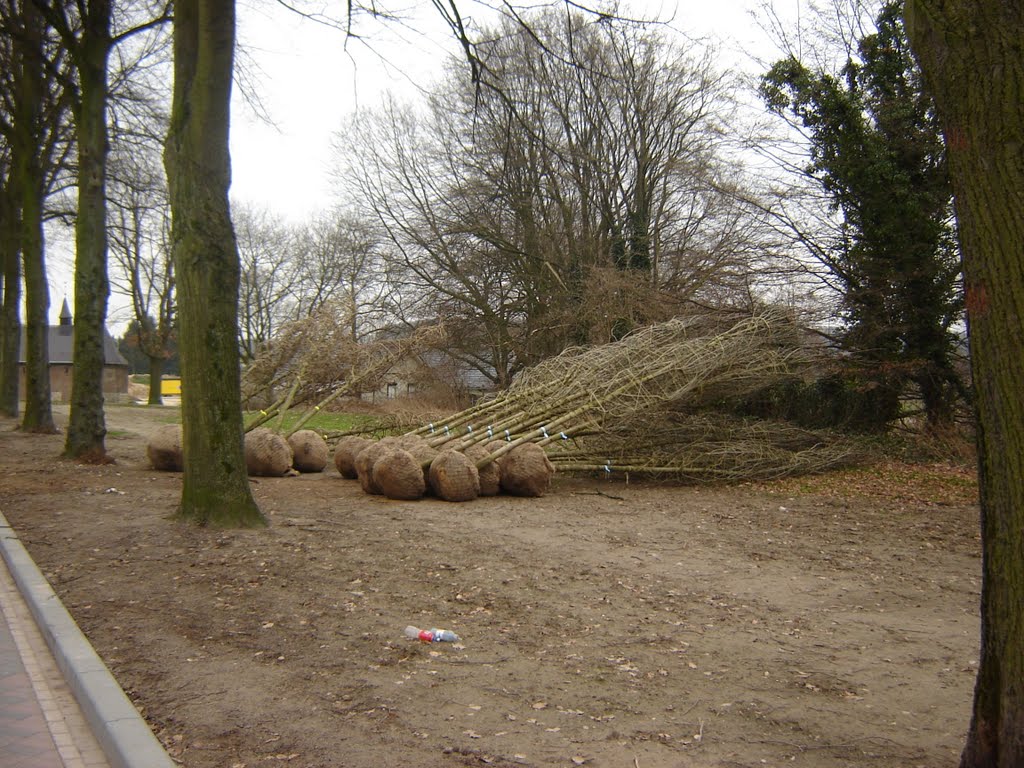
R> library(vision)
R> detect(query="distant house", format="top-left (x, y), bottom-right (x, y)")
top-left (17, 299), bottom-right (131, 403)
top-left (356, 320), bottom-right (499, 404)
top-left (364, 349), bottom-right (497, 403)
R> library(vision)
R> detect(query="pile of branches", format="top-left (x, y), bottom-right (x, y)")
top-left (546, 412), bottom-right (863, 481)
top-left (242, 305), bottom-right (445, 437)
top-left (397, 308), bottom-right (860, 482)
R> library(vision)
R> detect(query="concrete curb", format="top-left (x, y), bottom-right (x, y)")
top-left (0, 511), bottom-right (176, 768)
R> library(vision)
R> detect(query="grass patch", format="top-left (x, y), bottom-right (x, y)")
top-left (105, 401), bottom-right (384, 434)
top-left (256, 411), bottom-right (379, 434)
top-left (108, 401), bottom-right (182, 424)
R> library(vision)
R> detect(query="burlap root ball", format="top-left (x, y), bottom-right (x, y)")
top-left (398, 434), bottom-right (438, 484)
top-left (398, 434), bottom-right (437, 463)
top-left (485, 439), bottom-right (511, 461)
top-left (355, 437), bottom-right (404, 495)
top-left (244, 427), bottom-right (294, 477)
top-left (499, 443), bottom-right (555, 497)
top-left (334, 436), bottom-right (372, 479)
top-left (372, 448), bottom-right (427, 500)
top-left (428, 450), bottom-right (480, 502)
top-left (462, 444), bottom-right (501, 496)
top-left (288, 430), bottom-right (329, 473)
top-left (147, 424), bottom-right (183, 471)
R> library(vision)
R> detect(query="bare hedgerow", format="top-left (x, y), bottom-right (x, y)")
top-left (241, 302), bottom-right (446, 431)
top-left (242, 301), bottom-right (364, 408)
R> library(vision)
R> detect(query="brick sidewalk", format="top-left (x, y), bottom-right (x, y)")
top-left (0, 554), bottom-right (109, 768)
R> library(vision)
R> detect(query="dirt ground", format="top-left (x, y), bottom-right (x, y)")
top-left (0, 404), bottom-right (982, 768)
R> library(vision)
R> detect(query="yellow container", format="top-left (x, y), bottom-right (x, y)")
top-left (160, 378), bottom-right (182, 396)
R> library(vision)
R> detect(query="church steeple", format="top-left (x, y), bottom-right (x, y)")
top-left (59, 298), bottom-right (72, 326)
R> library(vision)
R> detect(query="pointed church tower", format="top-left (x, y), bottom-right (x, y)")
top-left (58, 298), bottom-right (73, 335)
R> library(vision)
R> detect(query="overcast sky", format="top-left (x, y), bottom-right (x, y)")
top-left (228, 0), bottom-right (795, 221)
top-left (47, 0), bottom-right (799, 330)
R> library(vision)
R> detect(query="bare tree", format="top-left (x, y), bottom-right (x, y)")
top-left (0, 98), bottom-right (19, 416)
top-left (30, 0), bottom-right (171, 458)
top-left (1, 0), bottom-right (75, 432)
top-left (233, 203), bottom-right (300, 362)
top-left (343, 10), bottom-right (756, 385)
top-left (292, 210), bottom-right (391, 339)
top-left (233, 204), bottom-right (393, 360)
top-left (107, 143), bottom-right (175, 404)
top-left (346, 97), bottom-right (534, 387)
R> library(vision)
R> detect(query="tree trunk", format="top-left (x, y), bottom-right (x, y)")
top-left (163, 0), bottom-right (264, 526)
top-left (19, 178), bottom-right (53, 433)
top-left (65, 0), bottom-right (112, 461)
top-left (0, 182), bottom-right (20, 417)
top-left (904, 1), bottom-right (1024, 765)
top-left (147, 355), bottom-right (164, 406)
top-left (14, 3), bottom-right (54, 433)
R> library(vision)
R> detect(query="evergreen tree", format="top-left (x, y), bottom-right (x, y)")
top-left (762, 0), bottom-right (963, 429)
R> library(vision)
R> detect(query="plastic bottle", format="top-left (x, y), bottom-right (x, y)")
top-left (404, 625), bottom-right (460, 643)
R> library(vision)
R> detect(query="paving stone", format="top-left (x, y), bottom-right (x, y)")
top-left (0, 551), bottom-right (109, 768)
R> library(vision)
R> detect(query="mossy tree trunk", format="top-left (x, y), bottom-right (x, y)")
top-left (13, 2), bottom-right (54, 433)
top-left (0, 180), bottom-right (20, 418)
top-left (64, 0), bottom-right (111, 461)
top-left (163, 0), bottom-right (264, 527)
top-left (904, 1), bottom-right (1024, 765)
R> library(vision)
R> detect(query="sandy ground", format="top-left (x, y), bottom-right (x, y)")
top-left (0, 404), bottom-right (981, 768)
